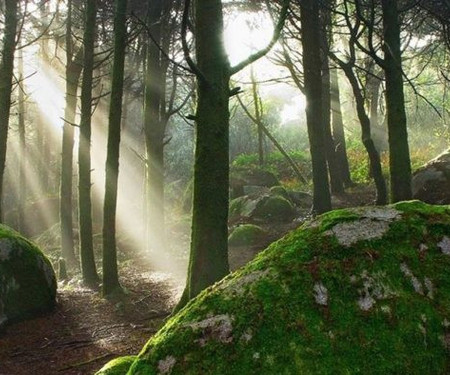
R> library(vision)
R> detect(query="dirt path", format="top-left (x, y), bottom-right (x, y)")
top-left (0, 265), bottom-right (182, 375)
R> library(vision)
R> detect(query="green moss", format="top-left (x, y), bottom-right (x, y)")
top-left (100, 202), bottom-right (450, 374)
top-left (269, 186), bottom-right (289, 200)
top-left (96, 356), bottom-right (137, 375)
top-left (228, 224), bottom-right (266, 247)
top-left (0, 224), bottom-right (56, 327)
top-left (253, 195), bottom-right (295, 221)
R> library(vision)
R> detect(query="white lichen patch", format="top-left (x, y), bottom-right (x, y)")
top-left (218, 269), bottom-right (271, 298)
top-left (253, 352), bottom-right (260, 360)
top-left (355, 270), bottom-right (397, 311)
top-left (0, 238), bottom-right (14, 261)
top-left (424, 277), bottom-right (434, 299)
top-left (7, 277), bottom-right (19, 292)
top-left (438, 236), bottom-right (450, 255)
top-left (313, 282), bottom-right (328, 306)
top-left (240, 328), bottom-right (253, 343)
top-left (157, 356), bottom-right (176, 375)
top-left (358, 294), bottom-right (375, 311)
top-left (443, 319), bottom-right (450, 328)
top-left (325, 218), bottom-right (391, 247)
top-left (188, 314), bottom-right (234, 346)
top-left (400, 263), bottom-right (424, 295)
top-left (357, 207), bottom-right (401, 221)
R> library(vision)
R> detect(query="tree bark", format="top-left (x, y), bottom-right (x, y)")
top-left (102, 0), bottom-right (128, 296)
top-left (320, 5), bottom-right (344, 195)
top-left (185, 0), bottom-right (230, 300)
top-left (381, 0), bottom-right (412, 202)
top-left (18, 45), bottom-right (26, 232)
top-left (0, 0), bottom-right (18, 221)
top-left (340, 64), bottom-right (388, 205)
top-left (79, 0), bottom-right (99, 286)
top-left (330, 67), bottom-right (353, 187)
top-left (60, 0), bottom-right (82, 266)
top-left (300, 0), bottom-right (331, 214)
top-left (250, 67), bottom-right (264, 166)
top-left (144, 0), bottom-right (166, 255)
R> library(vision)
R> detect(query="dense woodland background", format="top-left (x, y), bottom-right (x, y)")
top-left (1, 1), bottom-right (450, 370)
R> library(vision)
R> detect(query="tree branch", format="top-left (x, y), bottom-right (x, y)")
top-left (230, 0), bottom-right (291, 75)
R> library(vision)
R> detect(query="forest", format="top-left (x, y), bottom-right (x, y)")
top-left (1, 0), bottom-right (450, 374)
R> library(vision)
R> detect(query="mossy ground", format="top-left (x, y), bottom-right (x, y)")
top-left (99, 201), bottom-right (450, 374)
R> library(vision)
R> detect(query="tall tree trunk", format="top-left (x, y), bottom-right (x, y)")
top-left (330, 67), bottom-right (353, 187)
top-left (250, 67), bottom-right (264, 166)
top-left (18, 45), bottom-right (26, 232)
top-left (0, 0), bottom-right (18, 221)
top-left (381, 0), bottom-right (412, 202)
top-left (340, 64), bottom-right (388, 205)
top-left (79, 0), bottom-right (99, 286)
top-left (102, 0), bottom-right (128, 296)
top-left (176, 0), bottom-right (289, 312)
top-left (60, 0), bottom-right (82, 266)
top-left (177, 0), bottom-right (231, 310)
top-left (320, 5), bottom-right (343, 195)
top-left (300, 0), bottom-right (331, 214)
top-left (144, 0), bottom-right (166, 255)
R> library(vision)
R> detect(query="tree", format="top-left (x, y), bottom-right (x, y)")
top-left (102, 0), bottom-right (128, 296)
top-left (0, 0), bottom-right (18, 221)
top-left (60, 0), bottom-right (83, 266)
top-left (176, 0), bottom-right (290, 311)
top-left (329, 3), bottom-right (388, 205)
top-left (381, 0), bottom-right (412, 201)
top-left (143, 0), bottom-right (168, 255)
top-left (300, 0), bottom-right (332, 213)
top-left (330, 67), bottom-right (353, 187)
top-left (320, 2), bottom-right (344, 195)
top-left (78, 0), bottom-right (99, 286)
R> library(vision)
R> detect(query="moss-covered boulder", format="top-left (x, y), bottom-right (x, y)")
top-left (252, 195), bottom-right (295, 222)
top-left (0, 225), bottom-right (56, 328)
top-left (99, 201), bottom-right (450, 374)
top-left (230, 167), bottom-right (279, 198)
top-left (96, 356), bottom-right (137, 375)
top-left (413, 150), bottom-right (450, 204)
top-left (228, 224), bottom-right (266, 247)
top-left (229, 194), bottom-right (296, 224)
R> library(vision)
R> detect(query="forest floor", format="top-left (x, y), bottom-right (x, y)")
top-left (0, 184), bottom-right (375, 375)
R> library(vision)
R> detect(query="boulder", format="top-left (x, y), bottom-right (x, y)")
top-left (0, 225), bottom-right (56, 328)
top-left (99, 201), bottom-right (450, 374)
top-left (230, 167), bottom-right (279, 198)
top-left (412, 150), bottom-right (450, 204)
top-left (229, 193), bottom-right (296, 223)
top-left (228, 224), bottom-right (266, 247)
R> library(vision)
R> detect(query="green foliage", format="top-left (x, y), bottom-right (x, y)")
top-left (232, 151), bottom-right (310, 182)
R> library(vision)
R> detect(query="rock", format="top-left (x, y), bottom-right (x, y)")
top-left (229, 194), bottom-right (296, 223)
top-left (96, 356), bottom-right (137, 375)
top-left (99, 201), bottom-right (450, 374)
top-left (0, 225), bottom-right (56, 328)
top-left (252, 195), bottom-right (295, 222)
top-left (228, 224), bottom-right (266, 247)
top-left (230, 167), bottom-right (279, 198)
top-left (286, 190), bottom-right (313, 208)
top-left (412, 150), bottom-right (450, 204)
top-left (269, 186), bottom-right (290, 200)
